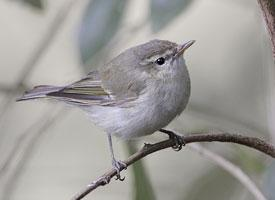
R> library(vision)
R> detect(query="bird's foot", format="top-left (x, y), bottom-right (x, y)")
top-left (112, 159), bottom-right (127, 181)
top-left (160, 129), bottom-right (185, 151)
top-left (171, 134), bottom-right (185, 151)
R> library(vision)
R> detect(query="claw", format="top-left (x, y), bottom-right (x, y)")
top-left (171, 134), bottom-right (184, 151)
top-left (112, 160), bottom-right (127, 181)
top-left (160, 129), bottom-right (185, 151)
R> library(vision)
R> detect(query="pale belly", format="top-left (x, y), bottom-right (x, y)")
top-left (85, 78), bottom-right (190, 139)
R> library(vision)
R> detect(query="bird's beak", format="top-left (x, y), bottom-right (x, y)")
top-left (175, 40), bottom-right (195, 57)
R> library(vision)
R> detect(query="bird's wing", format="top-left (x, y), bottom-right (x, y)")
top-left (47, 71), bottom-right (137, 106)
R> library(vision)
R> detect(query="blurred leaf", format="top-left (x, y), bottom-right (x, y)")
top-left (182, 166), bottom-right (243, 200)
top-left (78, 0), bottom-right (127, 70)
top-left (17, 0), bottom-right (44, 10)
top-left (150, 0), bottom-right (192, 32)
top-left (263, 161), bottom-right (275, 200)
top-left (126, 142), bottom-right (156, 200)
top-left (234, 146), bottom-right (266, 174)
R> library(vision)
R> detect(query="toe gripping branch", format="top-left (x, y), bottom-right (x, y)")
top-left (112, 160), bottom-right (127, 181)
top-left (159, 129), bottom-right (185, 151)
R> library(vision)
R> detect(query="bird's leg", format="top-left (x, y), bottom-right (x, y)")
top-left (159, 129), bottom-right (185, 151)
top-left (107, 134), bottom-right (127, 181)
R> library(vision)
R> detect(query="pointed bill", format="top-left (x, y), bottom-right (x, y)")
top-left (175, 40), bottom-right (195, 57)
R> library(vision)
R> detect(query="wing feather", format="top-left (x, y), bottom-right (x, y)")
top-left (47, 71), bottom-right (137, 106)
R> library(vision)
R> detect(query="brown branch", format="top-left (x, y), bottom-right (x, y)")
top-left (72, 131), bottom-right (275, 200)
top-left (257, 0), bottom-right (275, 59)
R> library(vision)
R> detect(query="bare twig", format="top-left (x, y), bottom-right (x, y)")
top-left (72, 130), bottom-right (275, 200)
top-left (257, 0), bottom-right (275, 58)
top-left (188, 143), bottom-right (266, 200)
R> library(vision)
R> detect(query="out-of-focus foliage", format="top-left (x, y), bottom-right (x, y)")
top-left (183, 166), bottom-right (242, 200)
top-left (263, 161), bottom-right (275, 200)
top-left (15, 0), bottom-right (44, 10)
top-left (78, 0), bottom-right (127, 70)
top-left (234, 147), bottom-right (266, 174)
top-left (127, 143), bottom-right (156, 200)
top-left (150, 0), bottom-right (192, 32)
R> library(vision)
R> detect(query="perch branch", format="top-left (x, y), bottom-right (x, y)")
top-left (257, 0), bottom-right (275, 58)
top-left (72, 130), bottom-right (275, 200)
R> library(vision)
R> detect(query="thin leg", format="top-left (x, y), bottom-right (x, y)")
top-left (107, 134), bottom-right (127, 181)
top-left (107, 134), bottom-right (116, 161)
top-left (159, 129), bottom-right (185, 151)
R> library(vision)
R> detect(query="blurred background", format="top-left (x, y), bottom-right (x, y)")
top-left (0, 0), bottom-right (274, 199)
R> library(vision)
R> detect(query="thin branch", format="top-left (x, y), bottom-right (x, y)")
top-left (72, 130), bottom-right (275, 200)
top-left (257, 0), bottom-right (275, 59)
top-left (188, 143), bottom-right (266, 200)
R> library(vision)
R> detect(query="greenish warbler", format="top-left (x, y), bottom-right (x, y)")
top-left (17, 39), bottom-right (195, 180)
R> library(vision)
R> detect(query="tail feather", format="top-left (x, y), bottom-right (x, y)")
top-left (16, 85), bottom-right (63, 101)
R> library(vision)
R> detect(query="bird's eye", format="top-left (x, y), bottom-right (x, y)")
top-left (155, 57), bottom-right (165, 65)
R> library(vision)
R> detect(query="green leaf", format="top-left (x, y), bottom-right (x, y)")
top-left (150, 0), bottom-right (192, 32)
top-left (21, 0), bottom-right (44, 10)
top-left (126, 142), bottom-right (156, 200)
top-left (78, 0), bottom-right (127, 71)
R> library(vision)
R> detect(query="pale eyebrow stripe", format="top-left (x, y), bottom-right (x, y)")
top-left (144, 49), bottom-right (175, 63)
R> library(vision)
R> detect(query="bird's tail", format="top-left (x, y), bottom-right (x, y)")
top-left (16, 85), bottom-right (63, 101)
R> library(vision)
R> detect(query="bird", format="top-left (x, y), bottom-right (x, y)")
top-left (17, 39), bottom-right (195, 180)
